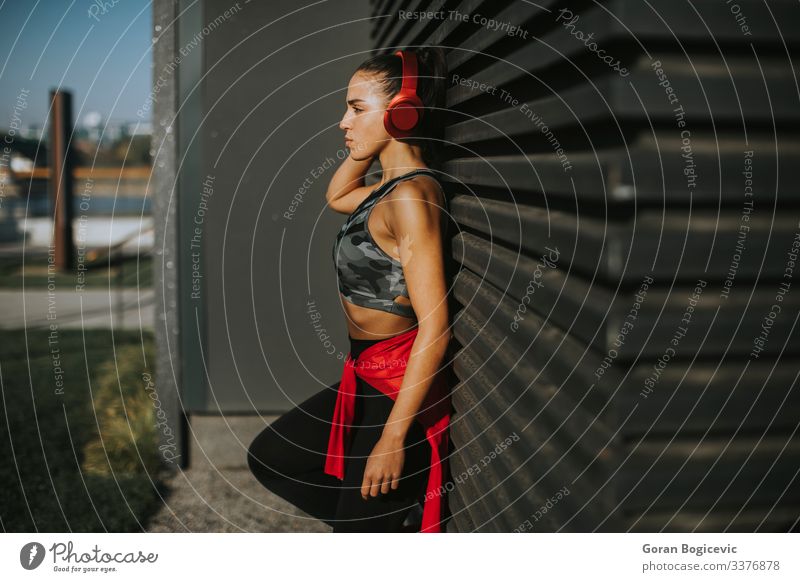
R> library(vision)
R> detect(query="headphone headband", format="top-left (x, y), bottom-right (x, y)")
top-left (395, 50), bottom-right (418, 94)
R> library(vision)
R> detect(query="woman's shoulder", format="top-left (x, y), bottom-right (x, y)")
top-left (383, 171), bottom-right (444, 207)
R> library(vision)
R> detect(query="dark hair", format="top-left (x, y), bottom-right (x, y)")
top-left (355, 47), bottom-right (447, 169)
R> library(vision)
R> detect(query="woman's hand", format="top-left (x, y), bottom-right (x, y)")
top-left (361, 435), bottom-right (405, 500)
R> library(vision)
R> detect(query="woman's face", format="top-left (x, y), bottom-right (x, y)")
top-left (339, 71), bottom-right (391, 161)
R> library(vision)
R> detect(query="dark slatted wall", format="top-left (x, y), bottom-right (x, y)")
top-left (371, 0), bottom-right (800, 532)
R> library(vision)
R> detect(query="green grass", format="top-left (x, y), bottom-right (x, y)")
top-left (0, 328), bottom-right (169, 531)
top-left (0, 255), bottom-right (153, 289)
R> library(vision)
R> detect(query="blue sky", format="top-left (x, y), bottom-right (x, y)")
top-left (0, 0), bottom-right (153, 129)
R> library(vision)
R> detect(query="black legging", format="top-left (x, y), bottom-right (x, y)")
top-left (247, 336), bottom-right (435, 532)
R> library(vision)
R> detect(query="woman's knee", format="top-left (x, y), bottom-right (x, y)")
top-left (246, 426), bottom-right (285, 481)
top-left (247, 386), bottom-right (340, 488)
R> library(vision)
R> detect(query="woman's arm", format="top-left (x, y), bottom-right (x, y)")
top-left (360, 180), bottom-right (451, 498)
top-left (325, 152), bottom-right (375, 214)
top-left (381, 180), bottom-right (450, 442)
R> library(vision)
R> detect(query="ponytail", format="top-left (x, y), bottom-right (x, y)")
top-left (413, 47), bottom-right (447, 170)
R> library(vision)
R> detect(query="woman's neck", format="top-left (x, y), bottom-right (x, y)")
top-left (377, 141), bottom-right (427, 182)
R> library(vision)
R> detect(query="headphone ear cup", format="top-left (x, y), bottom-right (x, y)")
top-left (384, 94), bottom-right (424, 138)
top-left (391, 101), bottom-right (420, 131)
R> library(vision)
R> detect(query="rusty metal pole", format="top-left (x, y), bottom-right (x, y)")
top-left (49, 89), bottom-right (74, 271)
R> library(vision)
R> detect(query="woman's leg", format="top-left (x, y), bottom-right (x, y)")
top-left (246, 382), bottom-right (344, 527)
top-left (247, 335), bottom-right (434, 532)
top-left (332, 377), bottom-right (432, 532)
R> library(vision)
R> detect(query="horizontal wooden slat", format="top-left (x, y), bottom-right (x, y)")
top-left (454, 231), bottom-right (800, 358)
top-left (452, 266), bottom-right (621, 394)
top-left (626, 506), bottom-right (800, 532)
top-left (451, 343), bottom-right (619, 530)
top-left (372, 0), bottom-right (405, 45)
top-left (442, 144), bottom-right (799, 204)
top-left (453, 308), bottom-right (615, 442)
top-left (620, 359), bottom-right (800, 437)
top-left (446, 0), bottom-right (559, 71)
top-left (615, 436), bottom-right (800, 511)
top-left (449, 0), bottom-right (800, 107)
top-left (453, 287), bottom-right (800, 437)
top-left (450, 393), bottom-right (617, 531)
top-left (450, 194), bottom-right (800, 282)
top-left (448, 56), bottom-right (800, 145)
top-left (423, 0), bottom-right (504, 48)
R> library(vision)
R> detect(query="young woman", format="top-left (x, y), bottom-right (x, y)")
top-left (247, 47), bottom-right (452, 533)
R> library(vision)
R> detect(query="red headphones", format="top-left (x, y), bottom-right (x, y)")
top-left (383, 50), bottom-right (424, 139)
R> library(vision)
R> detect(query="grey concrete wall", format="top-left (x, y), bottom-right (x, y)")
top-left (198, 0), bottom-right (374, 412)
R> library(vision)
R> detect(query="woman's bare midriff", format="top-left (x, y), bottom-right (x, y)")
top-left (335, 173), bottom-right (445, 340)
top-left (339, 292), bottom-right (418, 340)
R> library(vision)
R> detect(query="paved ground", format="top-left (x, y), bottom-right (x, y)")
top-left (145, 466), bottom-right (331, 533)
top-left (146, 414), bottom-right (331, 533)
top-left (0, 289), bottom-right (154, 329)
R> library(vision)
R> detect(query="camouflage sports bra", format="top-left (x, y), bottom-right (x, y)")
top-left (332, 169), bottom-right (445, 318)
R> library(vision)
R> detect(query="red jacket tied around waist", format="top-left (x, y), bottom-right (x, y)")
top-left (324, 326), bottom-right (451, 533)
